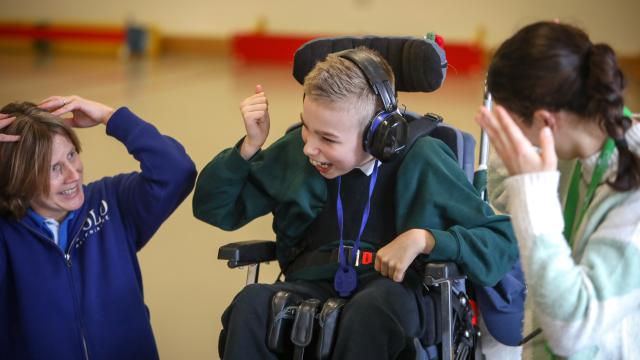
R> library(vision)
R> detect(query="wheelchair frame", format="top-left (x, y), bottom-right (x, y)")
top-left (216, 35), bottom-right (492, 360)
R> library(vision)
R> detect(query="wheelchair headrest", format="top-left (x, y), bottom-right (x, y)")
top-left (293, 36), bottom-right (447, 93)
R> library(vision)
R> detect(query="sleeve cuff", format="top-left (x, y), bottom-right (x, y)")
top-left (215, 139), bottom-right (252, 176)
top-left (105, 107), bottom-right (146, 140)
top-left (424, 229), bottom-right (460, 261)
top-left (233, 136), bottom-right (261, 161)
top-left (505, 171), bottom-right (564, 238)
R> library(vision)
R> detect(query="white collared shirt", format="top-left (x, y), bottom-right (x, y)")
top-left (357, 158), bottom-right (379, 176)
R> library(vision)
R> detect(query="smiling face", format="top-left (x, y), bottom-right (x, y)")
top-left (30, 133), bottom-right (84, 221)
top-left (301, 96), bottom-right (374, 179)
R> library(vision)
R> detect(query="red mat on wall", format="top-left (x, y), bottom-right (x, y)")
top-left (231, 32), bottom-right (484, 74)
top-left (0, 24), bottom-right (125, 43)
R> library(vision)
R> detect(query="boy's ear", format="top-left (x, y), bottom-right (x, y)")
top-left (532, 109), bottom-right (557, 131)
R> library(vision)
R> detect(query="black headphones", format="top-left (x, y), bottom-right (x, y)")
top-left (338, 49), bottom-right (408, 162)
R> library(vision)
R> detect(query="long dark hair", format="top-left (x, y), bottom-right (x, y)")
top-left (487, 21), bottom-right (639, 191)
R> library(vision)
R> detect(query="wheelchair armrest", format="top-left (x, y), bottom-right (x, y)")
top-left (423, 262), bottom-right (465, 285)
top-left (217, 240), bottom-right (277, 268)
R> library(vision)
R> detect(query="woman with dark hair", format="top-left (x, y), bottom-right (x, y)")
top-left (476, 21), bottom-right (640, 359)
top-left (0, 96), bottom-right (197, 359)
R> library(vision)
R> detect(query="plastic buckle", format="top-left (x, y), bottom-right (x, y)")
top-left (335, 246), bottom-right (374, 267)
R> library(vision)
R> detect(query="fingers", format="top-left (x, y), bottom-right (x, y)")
top-left (241, 103), bottom-right (268, 125)
top-left (0, 133), bottom-right (20, 142)
top-left (375, 256), bottom-right (392, 280)
top-left (0, 116), bottom-right (20, 141)
top-left (475, 106), bottom-right (502, 145)
top-left (494, 106), bottom-right (530, 153)
top-left (374, 256), bottom-right (405, 282)
top-left (38, 96), bottom-right (60, 108)
top-left (242, 103), bottom-right (268, 114)
top-left (39, 96), bottom-right (69, 110)
top-left (539, 127), bottom-right (558, 171)
top-left (475, 106), bottom-right (509, 155)
top-left (240, 94), bottom-right (268, 112)
top-left (51, 97), bottom-right (76, 117)
top-left (240, 91), bottom-right (269, 123)
top-left (242, 92), bottom-right (268, 105)
top-left (0, 115), bottom-right (16, 129)
top-left (39, 95), bottom-right (77, 117)
top-left (374, 257), bottom-right (388, 278)
top-left (255, 84), bottom-right (264, 94)
top-left (392, 267), bottom-right (405, 282)
top-left (476, 105), bottom-right (537, 164)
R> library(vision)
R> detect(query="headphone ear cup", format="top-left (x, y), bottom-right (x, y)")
top-left (362, 112), bottom-right (383, 155)
top-left (364, 112), bottom-right (408, 162)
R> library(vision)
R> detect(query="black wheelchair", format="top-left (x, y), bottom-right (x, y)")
top-left (218, 35), bottom-right (495, 360)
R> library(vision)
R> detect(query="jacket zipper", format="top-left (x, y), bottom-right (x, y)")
top-left (65, 229), bottom-right (91, 360)
top-left (21, 222), bottom-right (90, 359)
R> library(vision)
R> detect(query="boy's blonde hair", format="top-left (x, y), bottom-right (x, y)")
top-left (303, 47), bottom-right (395, 128)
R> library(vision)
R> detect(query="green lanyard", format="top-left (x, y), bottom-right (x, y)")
top-left (564, 105), bottom-right (630, 244)
top-left (543, 107), bottom-right (629, 359)
top-left (542, 138), bottom-right (615, 359)
top-left (562, 138), bottom-right (615, 246)
top-left (623, 106), bottom-right (633, 117)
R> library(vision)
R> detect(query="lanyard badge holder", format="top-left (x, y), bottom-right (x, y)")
top-left (334, 161), bottom-right (379, 297)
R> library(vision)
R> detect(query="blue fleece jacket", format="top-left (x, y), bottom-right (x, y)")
top-left (0, 107), bottom-right (197, 360)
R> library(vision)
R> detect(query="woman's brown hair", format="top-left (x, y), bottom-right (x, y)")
top-left (0, 102), bottom-right (81, 219)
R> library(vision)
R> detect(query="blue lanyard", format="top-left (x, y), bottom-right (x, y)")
top-left (334, 160), bottom-right (379, 297)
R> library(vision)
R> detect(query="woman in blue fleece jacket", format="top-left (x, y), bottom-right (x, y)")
top-left (0, 96), bottom-right (197, 360)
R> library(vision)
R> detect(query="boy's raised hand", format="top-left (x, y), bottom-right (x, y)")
top-left (239, 84), bottom-right (270, 160)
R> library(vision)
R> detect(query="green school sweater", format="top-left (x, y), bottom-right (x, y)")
top-left (193, 128), bottom-right (517, 286)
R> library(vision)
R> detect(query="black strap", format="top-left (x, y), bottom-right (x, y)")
top-left (268, 291), bottom-right (304, 354)
top-left (519, 327), bottom-right (542, 345)
top-left (291, 298), bottom-right (322, 359)
top-left (381, 111), bottom-right (440, 167)
top-left (315, 298), bottom-right (347, 359)
top-left (403, 112), bottom-right (441, 157)
top-left (286, 246), bottom-right (377, 275)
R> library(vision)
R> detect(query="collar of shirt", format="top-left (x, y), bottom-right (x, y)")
top-left (357, 158), bottom-right (379, 176)
top-left (26, 209), bottom-right (77, 249)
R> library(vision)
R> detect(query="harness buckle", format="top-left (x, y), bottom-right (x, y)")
top-left (332, 246), bottom-right (375, 267)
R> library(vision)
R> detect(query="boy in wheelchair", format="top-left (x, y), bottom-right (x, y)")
top-left (193, 46), bottom-right (518, 359)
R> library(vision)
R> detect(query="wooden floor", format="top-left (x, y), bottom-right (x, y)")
top-left (1, 52), bottom-right (638, 359)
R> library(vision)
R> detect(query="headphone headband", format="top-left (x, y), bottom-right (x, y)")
top-left (334, 49), bottom-right (407, 162)
top-left (338, 50), bottom-right (397, 112)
